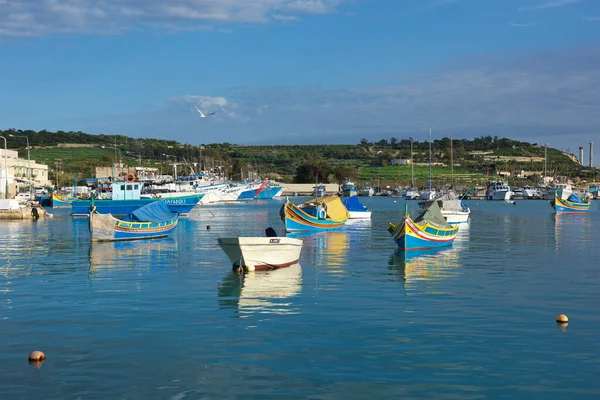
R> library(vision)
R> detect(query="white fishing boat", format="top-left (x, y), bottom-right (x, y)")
top-left (485, 181), bottom-right (513, 201)
top-left (421, 191), bottom-right (470, 225)
top-left (546, 182), bottom-right (572, 200)
top-left (521, 185), bottom-right (540, 199)
top-left (359, 187), bottom-right (374, 197)
top-left (217, 229), bottom-right (303, 271)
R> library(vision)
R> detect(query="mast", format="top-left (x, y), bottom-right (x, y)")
top-left (544, 143), bottom-right (548, 179)
top-left (428, 128), bottom-right (432, 191)
top-left (410, 137), bottom-right (414, 188)
top-left (450, 136), bottom-right (454, 187)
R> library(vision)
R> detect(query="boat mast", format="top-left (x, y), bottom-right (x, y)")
top-left (544, 143), bottom-right (548, 179)
top-left (450, 136), bottom-right (454, 187)
top-left (410, 137), bottom-right (414, 188)
top-left (428, 128), bottom-right (432, 191)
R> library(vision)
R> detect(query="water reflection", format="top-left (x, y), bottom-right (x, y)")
top-left (88, 239), bottom-right (178, 276)
top-left (388, 247), bottom-right (460, 284)
top-left (218, 263), bottom-right (302, 316)
top-left (554, 213), bottom-right (594, 250)
top-left (288, 231), bottom-right (349, 276)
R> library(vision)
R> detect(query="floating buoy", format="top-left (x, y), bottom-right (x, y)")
top-left (206, 225), bottom-right (211, 230)
top-left (556, 314), bottom-right (569, 323)
top-left (28, 351), bottom-right (45, 361)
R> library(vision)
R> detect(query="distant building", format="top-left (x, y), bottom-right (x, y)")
top-left (95, 165), bottom-right (159, 180)
top-left (0, 148), bottom-right (51, 197)
top-left (390, 159), bottom-right (412, 166)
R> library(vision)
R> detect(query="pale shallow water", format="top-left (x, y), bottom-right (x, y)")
top-left (1, 198), bottom-right (599, 399)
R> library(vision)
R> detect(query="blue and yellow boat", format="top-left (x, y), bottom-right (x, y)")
top-left (280, 195), bottom-right (349, 232)
top-left (551, 193), bottom-right (591, 214)
top-left (89, 200), bottom-right (179, 242)
top-left (388, 202), bottom-right (459, 250)
top-left (51, 192), bottom-right (74, 207)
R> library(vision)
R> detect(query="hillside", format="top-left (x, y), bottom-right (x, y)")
top-left (1, 128), bottom-right (585, 187)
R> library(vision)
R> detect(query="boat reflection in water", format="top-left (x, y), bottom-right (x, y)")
top-left (388, 246), bottom-right (460, 284)
top-left (88, 238), bottom-right (178, 276)
top-left (287, 231), bottom-right (349, 276)
top-left (218, 263), bottom-right (303, 316)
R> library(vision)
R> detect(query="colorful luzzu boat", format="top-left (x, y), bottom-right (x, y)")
top-left (89, 200), bottom-right (179, 242)
top-left (280, 195), bottom-right (349, 232)
top-left (51, 192), bottom-right (74, 207)
top-left (388, 203), bottom-right (459, 250)
top-left (551, 193), bottom-right (591, 214)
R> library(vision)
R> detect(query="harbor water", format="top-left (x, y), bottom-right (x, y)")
top-left (1, 198), bottom-right (599, 399)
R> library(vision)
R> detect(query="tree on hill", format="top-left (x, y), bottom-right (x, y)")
top-left (294, 159), bottom-right (331, 183)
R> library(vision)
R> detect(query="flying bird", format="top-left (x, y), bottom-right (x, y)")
top-left (195, 106), bottom-right (216, 118)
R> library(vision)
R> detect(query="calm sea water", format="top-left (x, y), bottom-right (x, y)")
top-left (1, 198), bottom-right (599, 399)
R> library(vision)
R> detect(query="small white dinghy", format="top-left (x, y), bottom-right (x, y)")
top-left (217, 228), bottom-right (303, 271)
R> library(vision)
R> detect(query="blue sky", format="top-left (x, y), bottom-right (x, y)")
top-left (1, 0), bottom-right (599, 162)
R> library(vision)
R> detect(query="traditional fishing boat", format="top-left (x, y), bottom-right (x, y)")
top-left (388, 202), bottom-right (459, 250)
top-left (72, 181), bottom-right (201, 216)
top-left (280, 195), bottom-right (349, 232)
top-left (89, 200), bottom-right (179, 242)
top-left (51, 192), bottom-right (74, 207)
top-left (551, 193), bottom-right (591, 214)
top-left (419, 190), bottom-right (470, 225)
top-left (342, 195), bottom-right (371, 219)
top-left (217, 228), bottom-right (303, 271)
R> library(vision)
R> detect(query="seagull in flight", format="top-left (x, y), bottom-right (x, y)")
top-left (195, 106), bottom-right (216, 118)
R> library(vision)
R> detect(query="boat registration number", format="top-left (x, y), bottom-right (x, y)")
top-left (269, 239), bottom-right (280, 243)
top-left (165, 199), bottom-right (186, 205)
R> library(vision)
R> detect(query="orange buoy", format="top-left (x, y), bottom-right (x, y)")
top-left (556, 314), bottom-right (569, 323)
top-left (28, 351), bottom-right (45, 361)
top-left (125, 172), bottom-right (136, 182)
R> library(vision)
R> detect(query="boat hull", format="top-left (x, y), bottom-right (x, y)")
top-left (89, 212), bottom-right (178, 242)
top-left (442, 210), bottom-right (470, 225)
top-left (552, 195), bottom-right (590, 214)
top-left (282, 201), bottom-right (346, 232)
top-left (348, 210), bottom-right (372, 219)
top-left (72, 195), bottom-right (200, 217)
top-left (217, 237), bottom-right (303, 271)
top-left (51, 193), bottom-right (73, 207)
top-left (389, 216), bottom-right (459, 250)
top-left (255, 186), bottom-right (284, 199)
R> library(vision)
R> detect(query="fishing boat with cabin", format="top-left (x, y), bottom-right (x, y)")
top-left (388, 202), bottom-right (459, 250)
top-left (89, 200), bottom-right (179, 242)
top-left (280, 195), bottom-right (349, 232)
top-left (72, 181), bottom-right (201, 216)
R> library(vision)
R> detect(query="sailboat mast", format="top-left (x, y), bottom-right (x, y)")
top-left (428, 128), bottom-right (432, 190)
top-left (450, 136), bottom-right (454, 187)
top-left (410, 137), bottom-right (414, 188)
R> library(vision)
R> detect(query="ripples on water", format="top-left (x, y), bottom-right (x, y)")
top-left (1, 199), bottom-right (599, 399)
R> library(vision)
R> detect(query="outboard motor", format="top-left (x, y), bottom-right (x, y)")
top-left (265, 227), bottom-right (278, 237)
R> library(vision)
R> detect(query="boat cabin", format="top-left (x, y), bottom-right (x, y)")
top-left (112, 182), bottom-right (143, 200)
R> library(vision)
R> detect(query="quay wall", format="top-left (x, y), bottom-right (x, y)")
top-left (281, 183), bottom-right (339, 196)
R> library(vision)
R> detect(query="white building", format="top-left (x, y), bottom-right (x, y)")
top-left (0, 149), bottom-right (51, 198)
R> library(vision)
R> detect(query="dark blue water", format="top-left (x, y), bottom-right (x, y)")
top-left (1, 198), bottom-right (599, 399)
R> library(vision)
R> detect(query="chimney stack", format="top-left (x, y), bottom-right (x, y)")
top-left (590, 142), bottom-right (594, 168)
top-left (579, 146), bottom-right (584, 164)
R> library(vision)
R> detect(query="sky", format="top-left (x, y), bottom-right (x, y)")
top-left (0, 0), bottom-right (599, 163)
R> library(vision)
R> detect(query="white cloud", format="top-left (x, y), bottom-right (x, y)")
top-left (518, 0), bottom-right (582, 11)
top-left (582, 15), bottom-right (600, 21)
top-left (0, 0), bottom-right (346, 37)
top-left (508, 22), bottom-right (538, 27)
